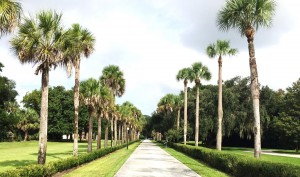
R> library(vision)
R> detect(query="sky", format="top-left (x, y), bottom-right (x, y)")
top-left (0, 0), bottom-right (299, 116)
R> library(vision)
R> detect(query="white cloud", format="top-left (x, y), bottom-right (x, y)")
top-left (1, 0), bottom-right (299, 115)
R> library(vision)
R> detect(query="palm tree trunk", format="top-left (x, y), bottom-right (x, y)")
top-left (73, 59), bottom-right (80, 156)
top-left (118, 123), bottom-right (121, 145)
top-left (123, 122), bottom-right (126, 143)
top-left (24, 131), bottom-right (28, 141)
top-left (97, 115), bottom-right (101, 149)
top-left (114, 118), bottom-right (117, 146)
top-left (37, 69), bottom-right (49, 164)
top-left (247, 32), bottom-right (261, 158)
top-left (216, 56), bottom-right (223, 151)
top-left (87, 110), bottom-right (94, 153)
top-left (110, 119), bottom-right (113, 147)
top-left (183, 81), bottom-right (188, 145)
top-left (195, 85), bottom-right (199, 147)
top-left (177, 109), bottom-right (180, 130)
top-left (105, 120), bottom-right (108, 148)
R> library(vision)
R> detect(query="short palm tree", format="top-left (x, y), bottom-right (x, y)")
top-left (217, 0), bottom-right (276, 158)
top-left (61, 23), bottom-right (95, 156)
top-left (95, 84), bottom-right (113, 149)
top-left (189, 62), bottom-right (211, 147)
top-left (206, 40), bottom-right (238, 151)
top-left (0, 0), bottom-right (22, 37)
top-left (174, 94), bottom-right (183, 130)
top-left (176, 68), bottom-right (191, 144)
top-left (11, 10), bottom-right (65, 164)
top-left (80, 78), bottom-right (100, 153)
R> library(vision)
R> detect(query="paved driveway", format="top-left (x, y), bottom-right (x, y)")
top-left (114, 139), bottom-right (200, 177)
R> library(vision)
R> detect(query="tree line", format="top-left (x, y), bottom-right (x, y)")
top-left (0, 0), bottom-right (144, 165)
top-left (145, 76), bottom-right (300, 152)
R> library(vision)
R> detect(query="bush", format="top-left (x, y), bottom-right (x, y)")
top-left (0, 141), bottom-right (139, 177)
top-left (168, 143), bottom-right (300, 177)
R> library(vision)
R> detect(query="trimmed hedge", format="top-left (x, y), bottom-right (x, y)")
top-left (168, 142), bottom-right (300, 177)
top-left (0, 141), bottom-right (138, 177)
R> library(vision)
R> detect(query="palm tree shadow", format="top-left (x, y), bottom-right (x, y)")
top-left (30, 152), bottom-right (73, 160)
top-left (0, 160), bottom-right (36, 169)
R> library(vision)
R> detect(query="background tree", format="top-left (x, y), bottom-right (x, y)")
top-left (217, 0), bottom-right (276, 158)
top-left (189, 62), bottom-right (211, 146)
top-left (11, 10), bottom-right (65, 164)
top-left (206, 40), bottom-right (238, 150)
top-left (0, 62), bottom-right (19, 141)
top-left (17, 108), bottom-right (39, 141)
top-left (176, 67), bottom-right (191, 145)
top-left (0, 0), bottom-right (22, 37)
top-left (61, 23), bottom-right (95, 156)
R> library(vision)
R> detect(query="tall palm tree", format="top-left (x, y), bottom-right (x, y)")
top-left (11, 10), bottom-right (65, 164)
top-left (61, 23), bottom-right (95, 156)
top-left (206, 40), bottom-right (238, 151)
top-left (100, 65), bottom-right (125, 146)
top-left (217, 0), bottom-right (276, 158)
top-left (189, 62), bottom-right (211, 147)
top-left (80, 78), bottom-right (100, 153)
top-left (176, 68), bottom-right (191, 144)
top-left (0, 0), bottom-right (22, 37)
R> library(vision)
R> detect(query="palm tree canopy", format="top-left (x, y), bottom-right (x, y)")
top-left (157, 93), bottom-right (178, 113)
top-left (100, 65), bottom-right (125, 97)
top-left (206, 40), bottom-right (238, 58)
top-left (189, 62), bottom-right (211, 85)
top-left (80, 78), bottom-right (100, 110)
top-left (61, 23), bottom-right (95, 76)
top-left (10, 10), bottom-right (64, 75)
top-left (217, 0), bottom-right (276, 36)
top-left (176, 67), bottom-right (191, 83)
top-left (0, 0), bottom-right (22, 37)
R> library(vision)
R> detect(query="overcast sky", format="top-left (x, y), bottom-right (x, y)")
top-left (1, 0), bottom-right (299, 115)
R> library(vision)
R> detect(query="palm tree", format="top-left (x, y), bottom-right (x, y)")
top-left (61, 23), bottom-right (95, 156)
top-left (206, 40), bottom-right (238, 151)
top-left (174, 94), bottom-right (183, 130)
top-left (80, 78), bottom-right (100, 153)
top-left (189, 62), bottom-right (211, 147)
top-left (95, 84), bottom-right (113, 149)
top-left (157, 94), bottom-right (176, 114)
top-left (100, 65), bottom-right (125, 146)
top-left (176, 68), bottom-right (191, 144)
top-left (0, 0), bottom-right (22, 37)
top-left (11, 10), bottom-right (65, 164)
top-left (217, 0), bottom-right (276, 158)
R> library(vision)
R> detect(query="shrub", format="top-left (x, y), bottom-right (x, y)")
top-left (168, 143), bottom-right (300, 177)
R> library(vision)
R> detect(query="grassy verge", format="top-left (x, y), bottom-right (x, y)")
top-left (157, 143), bottom-right (230, 177)
top-left (0, 140), bottom-right (106, 172)
top-left (63, 142), bottom-right (140, 177)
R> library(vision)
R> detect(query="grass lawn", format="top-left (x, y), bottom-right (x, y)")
top-left (0, 140), bottom-right (108, 172)
top-left (222, 147), bottom-right (300, 166)
top-left (157, 143), bottom-right (230, 177)
top-left (63, 142), bottom-right (140, 177)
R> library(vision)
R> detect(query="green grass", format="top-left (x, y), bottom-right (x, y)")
top-left (157, 143), bottom-right (230, 177)
top-left (63, 142), bottom-right (140, 177)
top-left (0, 140), bottom-right (107, 172)
top-left (221, 147), bottom-right (300, 166)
